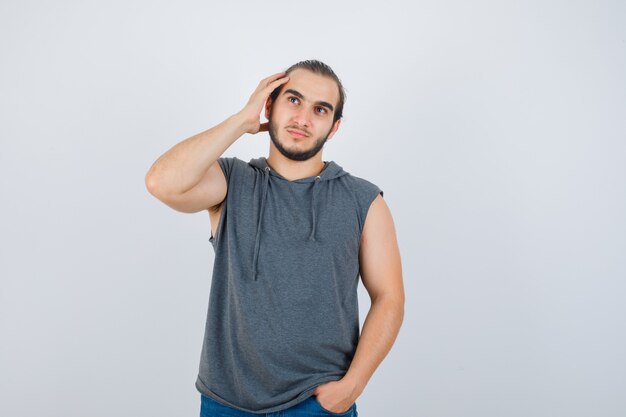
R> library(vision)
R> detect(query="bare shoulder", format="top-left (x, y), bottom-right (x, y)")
top-left (359, 194), bottom-right (404, 303)
top-left (361, 194), bottom-right (393, 243)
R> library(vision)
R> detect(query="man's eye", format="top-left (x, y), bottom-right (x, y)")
top-left (288, 97), bottom-right (299, 104)
top-left (316, 107), bottom-right (327, 114)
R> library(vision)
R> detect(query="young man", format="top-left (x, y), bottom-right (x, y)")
top-left (145, 60), bottom-right (404, 416)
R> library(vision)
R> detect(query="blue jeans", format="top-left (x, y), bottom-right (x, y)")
top-left (200, 393), bottom-right (358, 417)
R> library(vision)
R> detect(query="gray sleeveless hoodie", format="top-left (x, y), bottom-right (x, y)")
top-left (195, 156), bottom-right (383, 414)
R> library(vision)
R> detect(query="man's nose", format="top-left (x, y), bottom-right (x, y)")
top-left (292, 106), bottom-right (312, 128)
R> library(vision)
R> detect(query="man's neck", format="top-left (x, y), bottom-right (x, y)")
top-left (265, 155), bottom-right (327, 181)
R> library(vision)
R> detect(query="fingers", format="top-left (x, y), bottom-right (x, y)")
top-left (256, 72), bottom-right (290, 93)
top-left (268, 74), bottom-right (289, 88)
top-left (261, 71), bottom-right (288, 86)
top-left (241, 72), bottom-right (289, 134)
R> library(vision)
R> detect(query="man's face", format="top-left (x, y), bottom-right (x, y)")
top-left (265, 69), bottom-right (341, 162)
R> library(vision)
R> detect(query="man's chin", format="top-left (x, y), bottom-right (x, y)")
top-left (269, 127), bottom-right (326, 161)
top-left (277, 145), bottom-right (321, 162)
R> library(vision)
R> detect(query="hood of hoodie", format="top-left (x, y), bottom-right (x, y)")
top-left (246, 157), bottom-right (348, 281)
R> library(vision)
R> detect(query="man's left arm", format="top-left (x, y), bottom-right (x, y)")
top-left (313, 194), bottom-right (405, 412)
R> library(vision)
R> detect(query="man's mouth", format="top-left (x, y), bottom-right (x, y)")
top-left (287, 128), bottom-right (309, 138)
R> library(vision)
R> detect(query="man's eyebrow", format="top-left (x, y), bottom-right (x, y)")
top-left (282, 88), bottom-right (335, 112)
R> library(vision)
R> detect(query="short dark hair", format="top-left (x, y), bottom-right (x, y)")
top-left (269, 59), bottom-right (346, 124)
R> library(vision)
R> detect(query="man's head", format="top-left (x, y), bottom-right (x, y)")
top-left (265, 60), bottom-right (346, 162)
top-left (268, 60), bottom-right (346, 124)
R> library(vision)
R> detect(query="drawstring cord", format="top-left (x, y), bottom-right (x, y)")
top-left (251, 166), bottom-right (271, 281)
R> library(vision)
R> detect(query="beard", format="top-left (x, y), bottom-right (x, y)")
top-left (267, 112), bottom-right (333, 162)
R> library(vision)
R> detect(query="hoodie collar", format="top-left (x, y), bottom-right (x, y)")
top-left (247, 157), bottom-right (347, 281)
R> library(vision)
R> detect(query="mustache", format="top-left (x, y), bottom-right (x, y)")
top-left (286, 126), bottom-right (311, 136)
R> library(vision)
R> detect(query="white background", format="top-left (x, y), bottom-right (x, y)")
top-left (1, 1), bottom-right (624, 416)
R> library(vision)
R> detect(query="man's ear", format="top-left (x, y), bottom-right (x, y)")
top-left (264, 97), bottom-right (273, 120)
top-left (327, 118), bottom-right (342, 141)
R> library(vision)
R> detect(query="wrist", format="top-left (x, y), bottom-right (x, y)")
top-left (341, 373), bottom-right (365, 399)
top-left (230, 111), bottom-right (255, 135)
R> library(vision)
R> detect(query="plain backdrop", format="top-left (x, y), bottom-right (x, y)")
top-left (1, 1), bottom-right (625, 416)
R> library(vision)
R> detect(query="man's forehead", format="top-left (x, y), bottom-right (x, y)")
top-left (283, 69), bottom-right (339, 105)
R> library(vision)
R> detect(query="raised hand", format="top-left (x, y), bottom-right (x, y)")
top-left (237, 72), bottom-right (290, 135)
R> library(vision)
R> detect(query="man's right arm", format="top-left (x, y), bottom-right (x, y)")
top-left (144, 113), bottom-right (248, 213)
top-left (144, 72), bottom-right (291, 213)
